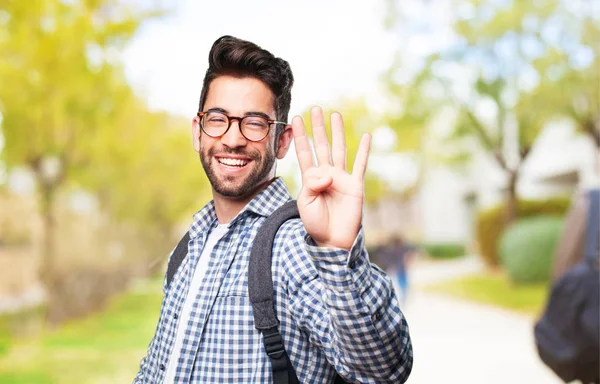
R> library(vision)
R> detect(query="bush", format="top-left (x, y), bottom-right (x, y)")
top-left (44, 266), bottom-right (130, 325)
top-left (499, 216), bottom-right (563, 285)
top-left (475, 197), bottom-right (570, 266)
top-left (421, 243), bottom-right (466, 259)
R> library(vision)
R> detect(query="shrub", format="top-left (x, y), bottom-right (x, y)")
top-left (475, 197), bottom-right (570, 266)
top-left (421, 243), bottom-right (466, 259)
top-left (44, 266), bottom-right (130, 325)
top-left (499, 216), bottom-right (563, 285)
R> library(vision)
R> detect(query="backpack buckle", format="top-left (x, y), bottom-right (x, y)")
top-left (263, 327), bottom-right (285, 359)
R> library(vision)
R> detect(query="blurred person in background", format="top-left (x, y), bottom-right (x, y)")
top-left (380, 234), bottom-right (418, 306)
top-left (132, 35), bottom-right (413, 384)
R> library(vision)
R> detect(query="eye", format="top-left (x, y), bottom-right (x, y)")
top-left (206, 113), bottom-right (228, 124)
top-left (244, 117), bottom-right (268, 128)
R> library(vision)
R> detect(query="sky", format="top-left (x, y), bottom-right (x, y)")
top-left (122, 0), bottom-right (398, 120)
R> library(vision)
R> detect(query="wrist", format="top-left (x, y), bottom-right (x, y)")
top-left (313, 240), bottom-right (351, 251)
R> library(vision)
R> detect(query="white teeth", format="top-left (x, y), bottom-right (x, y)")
top-left (218, 158), bottom-right (248, 167)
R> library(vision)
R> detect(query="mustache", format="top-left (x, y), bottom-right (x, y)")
top-left (207, 146), bottom-right (261, 160)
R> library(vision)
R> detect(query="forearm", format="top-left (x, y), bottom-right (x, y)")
top-left (288, 228), bottom-right (413, 383)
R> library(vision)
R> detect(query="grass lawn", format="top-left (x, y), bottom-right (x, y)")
top-left (0, 279), bottom-right (163, 384)
top-left (422, 270), bottom-right (551, 317)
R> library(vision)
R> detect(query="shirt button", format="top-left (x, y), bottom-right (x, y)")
top-left (160, 363), bottom-right (165, 371)
top-left (174, 313), bottom-right (178, 319)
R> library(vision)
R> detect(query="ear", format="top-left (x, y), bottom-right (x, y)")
top-left (192, 115), bottom-right (201, 152)
top-left (276, 125), bottom-right (293, 159)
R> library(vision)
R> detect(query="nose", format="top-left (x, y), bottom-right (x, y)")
top-left (220, 120), bottom-right (247, 149)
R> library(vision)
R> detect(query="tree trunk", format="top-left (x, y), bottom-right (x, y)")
top-left (504, 169), bottom-right (519, 228)
top-left (30, 158), bottom-right (64, 288)
top-left (582, 119), bottom-right (600, 149)
top-left (38, 179), bottom-right (57, 287)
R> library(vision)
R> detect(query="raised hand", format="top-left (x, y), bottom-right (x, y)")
top-left (292, 106), bottom-right (371, 251)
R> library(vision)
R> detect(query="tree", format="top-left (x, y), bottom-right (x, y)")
top-left (85, 99), bottom-right (211, 266)
top-left (0, 0), bottom-right (163, 282)
top-left (384, 0), bottom-right (599, 224)
top-left (381, 57), bottom-right (449, 200)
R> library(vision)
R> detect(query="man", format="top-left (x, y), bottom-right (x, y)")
top-left (134, 35), bottom-right (413, 383)
top-left (380, 235), bottom-right (418, 305)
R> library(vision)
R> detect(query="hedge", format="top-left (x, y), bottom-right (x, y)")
top-left (475, 197), bottom-right (571, 266)
top-left (499, 216), bottom-right (564, 284)
top-left (421, 243), bottom-right (466, 259)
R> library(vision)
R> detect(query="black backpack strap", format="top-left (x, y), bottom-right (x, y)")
top-left (249, 200), bottom-right (301, 384)
top-left (584, 189), bottom-right (600, 266)
top-left (166, 231), bottom-right (190, 288)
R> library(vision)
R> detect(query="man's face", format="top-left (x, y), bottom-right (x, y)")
top-left (193, 76), bottom-right (292, 200)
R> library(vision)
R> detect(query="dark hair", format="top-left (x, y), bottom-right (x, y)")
top-left (198, 35), bottom-right (294, 134)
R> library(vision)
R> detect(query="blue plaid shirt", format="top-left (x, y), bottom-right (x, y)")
top-left (133, 178), bottom-right (412, 383)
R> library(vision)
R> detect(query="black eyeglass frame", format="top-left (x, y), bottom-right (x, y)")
top-left (197, 111), bottom-right (288, 142)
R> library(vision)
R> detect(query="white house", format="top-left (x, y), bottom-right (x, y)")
top-left (415, 122), bottom-right (598, 248)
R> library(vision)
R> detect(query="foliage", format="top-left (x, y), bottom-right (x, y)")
top-left (423, 270), bottom-right (550, 316)
top-left (0, 0), bottom-right (167, 279)
top-left (0, 306), bottom-right (45, 358)
top-left (475, 197), bottom-right (570, 266)
top-left (454, 0), bottom-right (600, 147)
top-left (0, 0), bottom-right (209, 280)
top-left (499, 216), bottom-right (563, 284)
top-left (383, 0), bottom-right (600, 223)
top-left (385, 0), bottom-right (599, 145)
top-left (0, 0), bottom-right (161, 172)
top-left (421, 242), bottom-right (466, 259)
top-left (0, 279), bottom-right (163, 384)
top-left (79, 100), bottom-right (210, 227)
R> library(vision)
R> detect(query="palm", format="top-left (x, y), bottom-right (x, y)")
top-left (292, 107), bottom-right (371, 250)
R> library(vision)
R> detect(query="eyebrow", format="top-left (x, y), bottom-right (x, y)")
top-left (206, 107), bottom-right (272, 120)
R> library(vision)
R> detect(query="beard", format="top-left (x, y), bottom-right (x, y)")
top-left (200, 144), bottom-right (276, 199)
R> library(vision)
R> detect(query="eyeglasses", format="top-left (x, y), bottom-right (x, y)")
top-left (197, 111), bottom-right (287, 142)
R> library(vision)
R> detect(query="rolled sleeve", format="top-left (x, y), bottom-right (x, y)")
top-left (293, 227), bottom-right (413, 383)
top-left (305, 228), bottom-right (372, 293)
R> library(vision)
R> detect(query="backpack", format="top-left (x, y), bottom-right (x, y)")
top-left (534, 189), bottom-right (600, 384)
top-left (166, 200), bottom-right (349, 384)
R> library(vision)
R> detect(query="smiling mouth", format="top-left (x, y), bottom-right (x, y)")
top-left (217, 157), bottom-right (250, 167)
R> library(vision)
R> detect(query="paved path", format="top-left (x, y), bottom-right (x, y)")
top-left (393, 256), bottom-right (562, 384)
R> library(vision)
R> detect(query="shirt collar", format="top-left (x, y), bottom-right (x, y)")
top-left (188, 177), bottom-right (292, 239)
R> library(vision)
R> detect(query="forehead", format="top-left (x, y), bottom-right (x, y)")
top-left (204, 75), bottom-right (275, 115)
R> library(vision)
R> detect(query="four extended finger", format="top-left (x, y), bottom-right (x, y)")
top-left (311, 106), bottom-right (332, 167)
top-left (292, 115), bottom-right (314, 174)
top-left (352, 133), bottom-right (372, 181)
top-left (330, 112), bottom-right (347, 171)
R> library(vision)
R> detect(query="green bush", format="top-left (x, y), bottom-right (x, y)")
top-left (422, 243), bottom-right (466, 259)
top-left (475, 197), bottom-right (570, 266)
top-left (499, 216), bottom-right (563, 285)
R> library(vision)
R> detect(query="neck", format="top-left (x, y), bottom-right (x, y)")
top-left (212, 178), bottom-right (275, 224)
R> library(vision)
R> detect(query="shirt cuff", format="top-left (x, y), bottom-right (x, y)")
top-left (304, 227), bottom-right (370, 291)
